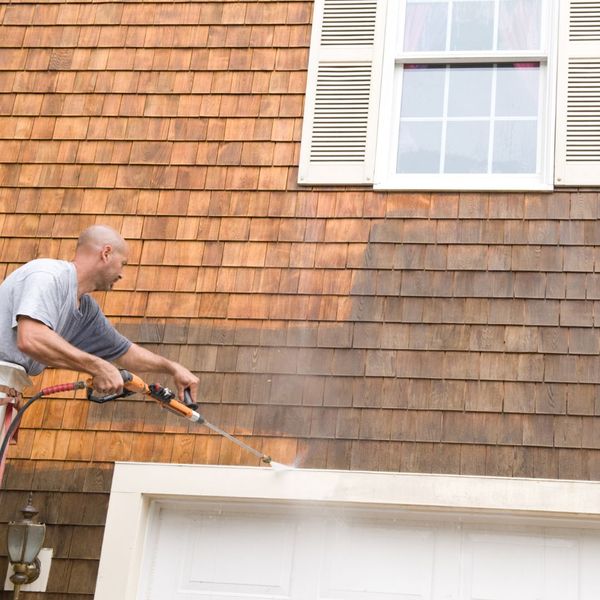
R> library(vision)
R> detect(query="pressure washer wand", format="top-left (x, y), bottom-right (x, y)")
top-left (145, 381), bottom-right (272, 465)
top-left (89, 371), bottom-right (273, 465)
top-left (200, 419), bottom-right (272, 464)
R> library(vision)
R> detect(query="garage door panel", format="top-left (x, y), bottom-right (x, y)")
top-left (579, 536), bottom-right (600, 597)
top-left (320, 520), bottom-right (434, 600)
top-left (184, 513), bottom-right (296, 597)
top-left (544, 537), bottom-right (579, 600)
top-left (461, 531), bottom-right (579, 600)
top-left (431, 528), bottom-right (461, 600)
top-left (144, 506), bottom-right (300, 600)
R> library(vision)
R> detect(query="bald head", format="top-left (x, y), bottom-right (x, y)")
top-left (74, 225), bottom-right (129, 294)
top-left (76, 225), bottom-right (127, 255)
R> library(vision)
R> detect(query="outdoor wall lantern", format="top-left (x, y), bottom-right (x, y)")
top-left (6, 493), bottom-right (45, 599)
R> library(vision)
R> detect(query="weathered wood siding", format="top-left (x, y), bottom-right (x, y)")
top-left (1, 0), bottom-right (599, 597)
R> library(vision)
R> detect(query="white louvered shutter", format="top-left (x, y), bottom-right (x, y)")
top-left (555, 0), bottom-right (600, 185)
top-left (298, 0), bottom-right (386, 185)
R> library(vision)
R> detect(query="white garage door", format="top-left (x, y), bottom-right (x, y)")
top-left (138, 500), bottom-right (600, 600)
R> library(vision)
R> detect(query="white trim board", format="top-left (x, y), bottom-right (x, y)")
top-left (94, 463), bottom-right (600, 600)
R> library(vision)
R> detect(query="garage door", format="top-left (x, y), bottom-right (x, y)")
top-left (138, 500), bottom-right (600, 599)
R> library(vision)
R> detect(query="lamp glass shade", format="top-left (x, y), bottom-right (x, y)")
top-left (7, 523), bottom-right (26, 562)
top-left (7, 521), bottom-right (45, 563)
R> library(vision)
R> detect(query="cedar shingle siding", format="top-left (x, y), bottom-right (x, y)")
top-left (0, 0), bottom-right (599, 597)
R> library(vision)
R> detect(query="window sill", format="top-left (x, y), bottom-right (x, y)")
top-left (373, 174), bottom-right (554, 192)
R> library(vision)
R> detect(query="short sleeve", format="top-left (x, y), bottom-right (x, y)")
top-left (68, 296), bottom-right (132, 361)
top-left (11, 271), bottom-right (63, 330)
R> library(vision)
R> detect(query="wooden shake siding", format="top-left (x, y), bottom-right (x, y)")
top-left (0, 0), bottom-right (599, 597)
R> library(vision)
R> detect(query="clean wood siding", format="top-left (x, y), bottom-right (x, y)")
top-left (555, 0), bottom-right (600, 185)
top-left (298, 0), bottom-right (386, 184)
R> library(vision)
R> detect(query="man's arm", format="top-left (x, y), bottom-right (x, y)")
top-left (115, 343), bottom-right (199, 402)
top-left (16, 316), bottom-right (125, 393)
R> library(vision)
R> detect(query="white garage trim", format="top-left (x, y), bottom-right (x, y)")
top-left (95, 463), bottom-right (600, 600)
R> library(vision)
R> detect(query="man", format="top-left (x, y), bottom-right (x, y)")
top-left (0, 224), bottom-right (199, 402)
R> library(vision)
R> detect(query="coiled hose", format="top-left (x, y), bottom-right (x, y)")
top-left (0, 382), bottom-right (85, 468)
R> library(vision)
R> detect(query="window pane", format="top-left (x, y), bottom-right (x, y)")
top-left (493, 120), bottom-right (537, 173)
top-left (445, 121), bottom-right (489, 173)
top-left (397, 121), bottom-right (442, 173)
top-left (498, 0), bottom-right (542, 50)
top-left (404, 1), bottom-right (448, 51)
top-left (451, 1), bottom-right (494, 50)
top-left (495, 64), bottom-right (539, 117)
top-left (448, 66), bottom-right (493, 118)
top-left (391, 0), bottom-right (548, 185)
top-left (401, 66), bottom-right (445, 117)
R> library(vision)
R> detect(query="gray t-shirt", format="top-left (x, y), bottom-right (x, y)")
top-left (0, 259), bottom-right (131, 375)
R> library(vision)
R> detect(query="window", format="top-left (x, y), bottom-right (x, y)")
top-left (378, 0), bottom-right (555, 190)
top-left (299, 0), bottom-right (600, 190)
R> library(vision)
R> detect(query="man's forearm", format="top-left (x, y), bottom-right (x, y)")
top-left (17, 319), bottom-right (151, 396)
top-left (116, 343), bottom-right (199, 402)
top-left (17, 317), bottom-right (107, 375)
top-left (116, 343), bottom-right (176, 375)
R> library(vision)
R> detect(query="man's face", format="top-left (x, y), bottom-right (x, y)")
top-left (98, 245), bottom-right (128, 291)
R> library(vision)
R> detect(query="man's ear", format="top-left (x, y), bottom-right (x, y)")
top-left (100, 244), bottom-right (113, 263)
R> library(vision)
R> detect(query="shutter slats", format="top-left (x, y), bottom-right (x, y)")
top-left (566, 59), bottom-right (600, 165)
top-left (311, 62), bottom-right (371, 163)
top-left (555, 0), bottom-right (600, 185)
top-left (298, 0), bottom-right (385, 185)
top-left (322, 1), bottom-right (377, 45)
top-left (570, 2), bottom-right (600, 39)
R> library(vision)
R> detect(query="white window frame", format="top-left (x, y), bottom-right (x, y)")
top-left (95, 462), bottom-right (600, 600)
top-left (373, 0), bottom-right (560, 191)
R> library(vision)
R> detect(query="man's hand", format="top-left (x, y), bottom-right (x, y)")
top-left (89, 361), bottom-right (124, 395)
top-left (171, 363), bottom-right (200, 403)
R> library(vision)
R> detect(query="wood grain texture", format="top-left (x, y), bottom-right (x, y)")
top-left (2, 1), bottom-right (600, 597)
